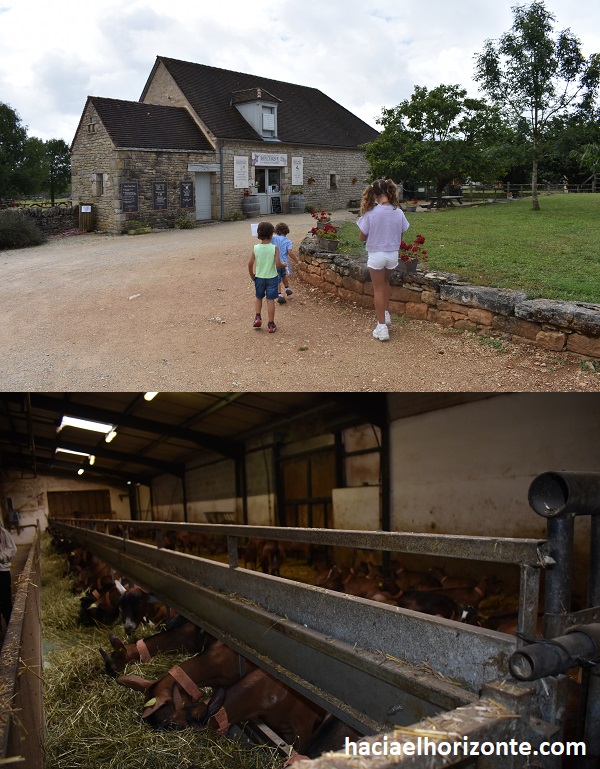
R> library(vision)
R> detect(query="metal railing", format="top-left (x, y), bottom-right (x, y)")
top-left (50, 521), bottom-right (561, 745)
top-left (0, 528), bottom-right (43, 769)
top-left (47, 473), bottom-right (600, 767)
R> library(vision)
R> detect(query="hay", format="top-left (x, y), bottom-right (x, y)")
top-left (41, 534), bottom-right (285, 769)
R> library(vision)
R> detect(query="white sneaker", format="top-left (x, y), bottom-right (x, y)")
top-left (384, 311), bottom-right (391, 325)
top-left (373, 324), bottom-right (389, 341)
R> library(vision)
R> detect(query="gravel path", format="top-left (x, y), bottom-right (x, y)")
top-left (1, 211), bottom-right (598, 392)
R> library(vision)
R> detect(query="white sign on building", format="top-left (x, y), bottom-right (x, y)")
top-left (252, 152), bottom-right (288, 167)
top-left (234, 156), bottom-right (250, 188)
top-left (291, 157), bottom-right (304, 186)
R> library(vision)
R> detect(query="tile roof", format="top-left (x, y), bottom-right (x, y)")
top-left (142, 57), bottom-right (379, 148)
top-left (89, 97), bottom-right (214, 151)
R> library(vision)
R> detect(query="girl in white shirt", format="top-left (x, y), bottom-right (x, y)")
top-left (357, 179), bottom-right (410, 341)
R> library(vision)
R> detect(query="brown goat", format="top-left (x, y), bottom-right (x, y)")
top-left (189, 667), bottom-right (325, 755)
top-left (116, 637), bottom-right (253, 729)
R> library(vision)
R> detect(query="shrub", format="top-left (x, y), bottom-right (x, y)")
top-left (123, 219), bottom-right (150, 231)
top-left (174, 216), bottom-right (196, 229)
top-left (0, 211), bottom-right (47, 250)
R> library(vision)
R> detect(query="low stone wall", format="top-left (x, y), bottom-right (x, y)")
top-left (298, 234), bottom-right (600, 360)
top-left (17, 205), bottom-right (79, 236)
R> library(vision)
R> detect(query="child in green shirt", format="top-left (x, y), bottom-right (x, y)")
top-left (248, 221), bottom-right (283, 333)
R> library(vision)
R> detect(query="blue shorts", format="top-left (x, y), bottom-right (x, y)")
top-left (255, 276), bottom-right (279, 300)
top-left (277, 266), bottom-right (287, 281)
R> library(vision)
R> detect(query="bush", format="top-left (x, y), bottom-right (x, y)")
top-left (123, 219), bottom-right (150, 231)
top-left (0, 211), bottom-right (46, 250)
top-left (174, 216), bottom-right (196, 229)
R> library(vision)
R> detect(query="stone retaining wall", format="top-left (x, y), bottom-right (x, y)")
top-left (298, 233), bottom-right (600, 361)
top-left (17, 205), bottom-right (79, 236)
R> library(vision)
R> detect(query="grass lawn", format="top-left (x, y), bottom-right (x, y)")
top-left (339, 194), bottom-right (600, 304)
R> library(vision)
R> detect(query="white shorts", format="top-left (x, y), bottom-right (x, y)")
top-left (367, 251), bottom-right (399, 270)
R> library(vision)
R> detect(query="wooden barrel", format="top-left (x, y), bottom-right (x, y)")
top-left (288, 193), bottom-right (305, 214)
top-left (242, 196), bottom-right (260, 218)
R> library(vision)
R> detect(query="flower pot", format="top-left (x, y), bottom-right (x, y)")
top-left (397, 258), bottom-right (418, 274)
top-left (317, 237), bottom-right (339, 252)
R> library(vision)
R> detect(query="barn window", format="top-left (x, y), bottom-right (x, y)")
top-left (329, 173), bottom-right (338, 189)
top-left (95, 173), bottom-right (104, 196)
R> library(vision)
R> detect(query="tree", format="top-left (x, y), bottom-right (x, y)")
top-left (474, 0), bottom-right (600, 210)
top-left (570, 142), bottom-right (600, 191)
top-left (0, 103), bottom-right (28, 200)
top-left (540, 109), bottom-right (600, 183)
top-left (0, 103), bottom-right (71, 202)
top-left (44, 139), bottom-right (71, 204)
top-left (15, 137), bottom-right (47, 197)
top-left (364, 84), bottom-right (510, 204)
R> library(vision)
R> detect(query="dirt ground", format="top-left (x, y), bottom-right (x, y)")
top-left (1, 209), bottom-right (599, 392)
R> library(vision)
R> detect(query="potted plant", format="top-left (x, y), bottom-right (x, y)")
top-left (402, 198), bottom-right (420, 212)
top-left (398, 234), bottom-right (428, 273)
top-left (311, 210), bottom-right (332, 225)
top-left (312, 222), bottom-right (339, 252)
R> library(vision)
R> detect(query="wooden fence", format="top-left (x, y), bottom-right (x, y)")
top-left (412, 178), bottom-right (600, 200)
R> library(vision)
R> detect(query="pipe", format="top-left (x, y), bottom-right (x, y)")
top-left (25, 393), bottom-right (37, 477)
top-left (219, 139), bottom-right (225, 221)
top-left (509, 623), bottom-right (600, 681)
top-left (528, 472), bottom-right (600, 518)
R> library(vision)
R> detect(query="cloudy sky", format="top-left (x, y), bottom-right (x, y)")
top-left (1, 0), bottom-right (599, 144)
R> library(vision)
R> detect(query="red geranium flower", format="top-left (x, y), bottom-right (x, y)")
top-left (399, 235), bottom-right (428, 263)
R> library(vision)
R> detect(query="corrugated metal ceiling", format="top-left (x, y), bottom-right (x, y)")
top-left (0, 393), bottom-right (492, 486)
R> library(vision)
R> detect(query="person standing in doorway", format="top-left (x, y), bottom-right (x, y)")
top-left (0, 523), bottom-right (16, 629)
top-left (357, 179), bottom-right (410, 341)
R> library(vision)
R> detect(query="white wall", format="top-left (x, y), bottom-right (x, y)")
top-left (332, 487), bottom-right (380, 530)
top-left (246, 493), bottom-right (276, 526)
top-left (389, 393), bottom-right (597, 554)
top-left (187, 498), bottom-right (237, 523)
top-left (2, 475), bottom-right (130, 544)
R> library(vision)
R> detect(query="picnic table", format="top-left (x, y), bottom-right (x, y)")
top-left (427, 196), bottom-right (464, 208)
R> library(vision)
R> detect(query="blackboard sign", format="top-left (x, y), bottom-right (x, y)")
top-left (270, 196), bottom-right (282, 213)
top-left (152, 181), bottom-right (168, 210)
top-left (121, 181), bottom-right (139, 213)
top-left (180, 181), bottom-right (194, 209)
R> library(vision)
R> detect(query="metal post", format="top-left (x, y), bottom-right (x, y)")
top-left (528, 471), bottom-right (600, 760)
top-left (517, 563), bottom-right (541, 644)
top-left (380, 421), bottom-right (391, 533)
top-left (590, 516), bottom-right (600, 609)
top-left (227, 534), bottom-right (239, 569)
top-left (543, 515), bottom-right (574, 637)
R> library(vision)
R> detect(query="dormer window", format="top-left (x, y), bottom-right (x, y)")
top-left (232, 87), bottom-right (281, 142)
top-left (262, 109), bottom-right (275, 132)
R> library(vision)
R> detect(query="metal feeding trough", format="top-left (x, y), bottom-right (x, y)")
top-left (51, 470), bottom-right (600, 768)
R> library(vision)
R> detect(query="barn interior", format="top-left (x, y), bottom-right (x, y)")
top-left (1, 392), bottom-right (599, 769)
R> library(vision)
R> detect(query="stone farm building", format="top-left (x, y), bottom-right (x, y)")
top-left (70, 57), bottom-right (379, 232)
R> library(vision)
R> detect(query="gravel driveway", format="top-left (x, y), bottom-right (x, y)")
top-left (1, 211), bottom-right (598, 392)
